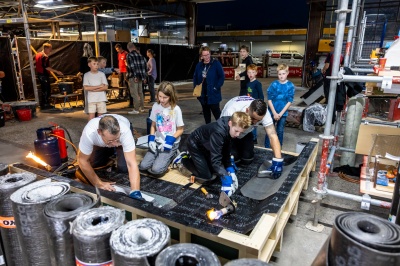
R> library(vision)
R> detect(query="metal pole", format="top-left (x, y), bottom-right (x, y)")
top-left (93, 6), bottom-right (100, 57)
top-left (349, 0), bottom-right (363, 66)
top-left (339, 74), bottom-right (399, 84)
top-left (349, 68), bottom-right (374, 73)
top-left (326, 189), bottom-right (391, 209)
top-left (356, 12), bottom-right (367, 63)
top-left (20, 0), bottom-right (38, 103)
top-left (337, 147), bottom-right (355, 152)
top-left (344, 0), bottom-right (358, 67)
top-left (312, 0), bottom-right (349, 229)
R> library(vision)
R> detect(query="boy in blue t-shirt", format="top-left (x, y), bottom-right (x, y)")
top-left (265, 64), bottom-right (295, 149)
top-left (246, 64), bottom-right (264, 144)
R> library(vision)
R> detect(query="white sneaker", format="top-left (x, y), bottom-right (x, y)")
top-left (139, 109), bottom-right (145, 113)
top-left (128, 110), bottom-right (139, 114)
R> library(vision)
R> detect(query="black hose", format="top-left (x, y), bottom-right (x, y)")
top-left (71, 206), bottom-right (125, 265)
top-left (10, 179), bottom-right (70, 265)
top-left (155, 243), bottom-right (221, 266)
top-left (0, 173), bottom-right (36, 266)
top-left (44, 193), bottom-right (99, 266)
top-left (59, 125), bottom-right (75, 154)
top-left (110, 218), bottom-right (170, 266)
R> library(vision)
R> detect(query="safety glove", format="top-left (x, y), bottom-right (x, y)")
top-left (160, 135), bottom-right (176, 152)
top-left (148, 135), bottom-right (157, 153)
top-left (226, 166), bottom-right (238, 190)
top-left (268, 158), bottom-right (284, 179)
top-left (129, 190), bottom-right (144, 201)
top-left (221, 174), bottom-right (236, 197)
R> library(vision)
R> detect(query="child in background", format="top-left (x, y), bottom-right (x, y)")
top-left (264, 64), bottom-right (295, 149)
top-left (97, 56), bottom-right (119, 75)
top-left (246, 64), bottom-right (264, 144)
top-left (139, 82), bottom-right (184, 177)
top-left (83, 57), bottom-right (109, 120)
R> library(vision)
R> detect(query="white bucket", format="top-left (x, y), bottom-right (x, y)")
top-left (296, 142), bottom-right (307, 154)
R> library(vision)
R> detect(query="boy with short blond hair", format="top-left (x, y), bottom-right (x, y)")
top-left (97, 56), bottom-right (119, 75)
top-left (83, 57), bottom-right (109, 120)
top-left (265, 63), bottom-right (295, 149)
top-left (246, 64), bottom-right (264, 144)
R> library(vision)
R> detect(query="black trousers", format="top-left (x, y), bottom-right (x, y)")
top-left (38, 75), bottom-right (51, 107)
top-left (186, 138), bottom-right (215, 180)
top-left (201, 103), bottom-right (221, 124)
top-left (89, 146), bottom-right (128, 173)
top-left (231, 132), bottom-right (254, 165)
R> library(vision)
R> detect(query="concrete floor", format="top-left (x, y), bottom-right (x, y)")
top-left (0, 77), bottom-right (390, 265)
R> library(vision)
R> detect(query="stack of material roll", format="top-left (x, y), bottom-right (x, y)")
top-left (72, 206), bottom-right (125, 265)
top-left (225, 258), bottom-right (272, 265)
top-left (10, 179), bottom-right (70, 265)
top-left (44, 193), bottom-right (100, 266)
top-left (155, 243), bottom-right (221, 266)
top-left (0, 173), bottom-right (36, 266)
top-left (110, 218), bottom-right (170, 265)
top-left (312, 212), bottom-right (400, 266)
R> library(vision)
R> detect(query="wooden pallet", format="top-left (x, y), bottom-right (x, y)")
top-left (9, 138), bottom-right (319, 263)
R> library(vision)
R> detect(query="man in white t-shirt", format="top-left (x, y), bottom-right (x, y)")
top-left (221, 96), bottom-right (283, 178)
top-left (78, 114), bottom-right (143, 200)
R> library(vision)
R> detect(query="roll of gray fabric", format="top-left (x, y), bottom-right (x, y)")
top-left (0, 172), bottom-right (36, 266)
top-left (44, 193), bottom-right (99, 266)
top-left (10, 179), bottom-right (70, 266)
top-left (110, 218), bottom-right (170, 266)
top-left (0, 164), bottom-right (8, 176)
top-left (155, 243), bottom-right (221, 266)
top-left (327, 212), bottom-right (400, 266)
top-left (225, 258), bottom-right (272, 265)
top-left (72, 206), bottom-right (125, 265)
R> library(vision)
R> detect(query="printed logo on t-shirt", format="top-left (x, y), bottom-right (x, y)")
top-left (156, 110), bottom-right (175, 134)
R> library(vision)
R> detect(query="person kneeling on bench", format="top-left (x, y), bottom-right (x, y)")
top-left (173, 112), bottom-right (251, 197)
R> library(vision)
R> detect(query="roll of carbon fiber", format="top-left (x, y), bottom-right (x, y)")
top-left (44, 193), bottom-right (99, 266)
top-left (329, 212), bottom-right (400, 266)
top-left (110, 218), bottom-right (170, 265)
top-left (225, 258), bottom-right (272, 265)
top-left (72, 206), bottom-right (125, 265)
top-left (155, 243), bottom-right (221, 266)
top-left (10, 179), bottom-right (70, 266)
top-left (0, 173), bottom-right (36, 266)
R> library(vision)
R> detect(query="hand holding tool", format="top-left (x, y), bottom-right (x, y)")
top-left (201, 187), bottom-right (214, 199)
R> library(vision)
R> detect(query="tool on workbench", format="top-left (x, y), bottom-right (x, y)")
top-left (201, 187), bottom-right (214, 199)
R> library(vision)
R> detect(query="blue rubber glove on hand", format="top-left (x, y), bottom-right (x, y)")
top-left (129, 190), bottom-right (144, 201)
top-left (226, 167), bottom-right (238, 190)
top-left (148, 135), bottom-right (157, 153)
top-left (221, 174), bottom-right (236, 197)
top-left (160, 135), bottom-right (176, 152)
top-left (268, 158), bottom-right (284, 179)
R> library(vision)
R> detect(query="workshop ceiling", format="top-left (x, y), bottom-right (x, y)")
top-left (0, 0), bottom-right (230, 32)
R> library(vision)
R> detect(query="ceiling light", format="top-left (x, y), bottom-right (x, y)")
top-left (281, 41), bottom-right (292, 43)
top-left (98, 14), bottom-right (116, 18)
top-left (34, 4), bottom-right (77, 9)
top-left (164, 21), bottom-right (186, 26)
top-left (37, 0), bottom-right (53, 3)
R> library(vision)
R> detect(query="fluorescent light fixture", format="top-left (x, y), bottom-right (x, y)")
top-left (34, 4), bottom-right (77, 9)
top-left (281, 41), bottom-right (292, 43)
top-left (98, 14), bottom-right (116, 18)
top-left (213, 41), bottom-right (222, 43)
top-left (164, 21), bottom-right (186, 26)
top-left (37, 0), bottom-right (54, 3)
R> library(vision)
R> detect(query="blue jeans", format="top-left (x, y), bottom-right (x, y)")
top-left (264, 116), bottom-right (287, 148)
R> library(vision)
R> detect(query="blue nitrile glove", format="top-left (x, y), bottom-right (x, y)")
top-left (148, 135), bottom-right (157, 153)
top-left (129, 190), bottom-right (144, 201)
top-left (226, 167), bottom-right (238, 190)
top-left (221, 174), bottom-right (236, 197)
top-left (160, 135), bottom-right (176, 152)
top-left (230, 155), bottom-right (238, 172)
top-left (268, 158), bottom-right (284, 179)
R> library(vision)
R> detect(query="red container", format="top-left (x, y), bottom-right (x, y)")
top-left (52, 127), bottom-right (68, 162)
top-left (16, 109), bottom-right (32, 121)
